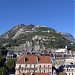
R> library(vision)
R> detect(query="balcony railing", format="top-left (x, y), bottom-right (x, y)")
top-left (16, 67), bottom-right (37, 70)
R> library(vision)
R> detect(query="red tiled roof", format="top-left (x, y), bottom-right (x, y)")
top-left (16, 55), bottom-right (37, 64)
top-left (38, 56), bottom-right (51, 63)
top-left (16, 55), bottom-right (51, 64)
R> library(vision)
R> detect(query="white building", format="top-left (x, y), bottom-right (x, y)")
top-left (64, 65), bottom-right (75, 75)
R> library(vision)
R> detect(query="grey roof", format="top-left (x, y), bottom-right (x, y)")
top-left (65, 64), bottom-right (75, 68)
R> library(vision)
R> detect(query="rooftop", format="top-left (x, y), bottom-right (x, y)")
top-left (16, 55), bottom-right (52, 64)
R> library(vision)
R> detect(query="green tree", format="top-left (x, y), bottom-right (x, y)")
top-left (0, 67), bottom-right (7, 75)
top-left (0, 45), bottom-right (8, 56)
top-left (59, 72), bottom-right (67, 75)
top-left (0, 56), bottom-right (6, 67)
top-left (6, 58), bottom-right (15, 72)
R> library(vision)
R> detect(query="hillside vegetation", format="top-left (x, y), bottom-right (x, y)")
top-left (0, 24), bottom-right (75, 50)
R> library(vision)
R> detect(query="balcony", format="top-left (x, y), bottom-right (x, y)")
top-left (16, 67), bottom-right (37, 70)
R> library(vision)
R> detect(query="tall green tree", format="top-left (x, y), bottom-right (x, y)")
top-left (6, 58), bottom-right (15, 72)
top-left (0, 45), bottom-right (8, 56)
top-left (0, 56), bottom-right (6, 67)
top-left (0, 67), bottom-right (7, 75)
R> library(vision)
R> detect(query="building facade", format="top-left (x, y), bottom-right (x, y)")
top-left (15, 55), bottom-right (52, 75)
top-left (64, 65), bottom-right (75, 75)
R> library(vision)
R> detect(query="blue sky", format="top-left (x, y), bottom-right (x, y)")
top-left (0, 0), bottom-right (74, 37)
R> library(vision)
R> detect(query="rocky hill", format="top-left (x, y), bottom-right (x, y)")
top-left (0, 24), bottom-right (75, 50)
top-left (59, 32), bottom-right (75, 43)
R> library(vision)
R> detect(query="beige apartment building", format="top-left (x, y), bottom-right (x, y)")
top-left (15, 55), bottom-right (52, 75)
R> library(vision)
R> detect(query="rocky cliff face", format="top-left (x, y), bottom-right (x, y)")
top-left (0, 24), bottom-right (55, 39)
top-left (1, 24), bottom-right (35, 39)
top-left (59, 32), bottom-right (75, 43)
top-left (0, 24), bottom-right (75, 50)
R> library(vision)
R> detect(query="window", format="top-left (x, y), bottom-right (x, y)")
top-left (34, 65), bottom-right (35, 68)
top-left (26, 65), bottom-right (27, 67)
top-left (19, 65), bottom-right (21, 69)
top-left (67, 68), bottom-right (68, 71)
top-left (44, 70), bottom-right (45, 73)
top-left (72, 73), bottom-right (73, 75)
top-left (39, 65), bottom-right (41, 73)
top-left (69, 73), bottom-right (70, 75)
top-left (40, 65), bottom-right (41, 68)
top-left (25, 64), bottom-right (27, 69)
top-left (48, 65), bottom-right (50, 68)
top-left (48, 65), bottom-right (50, 73)
top-left (44, 65), bottom-right (45, 69)
top-left (34, 65), bottom-right (36, 72)
top-left (22, 67), bottom-right (23, 71)
top-left (44, 65), bottom-right (45, 73)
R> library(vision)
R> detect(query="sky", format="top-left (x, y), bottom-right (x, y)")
top-left (0, 0), bottom-right (74, 37)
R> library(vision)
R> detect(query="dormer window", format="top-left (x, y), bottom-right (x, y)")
top-left (38, 57), bottom-right (40, 61)
top-left (25, 57), bottom-right (28, 62)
